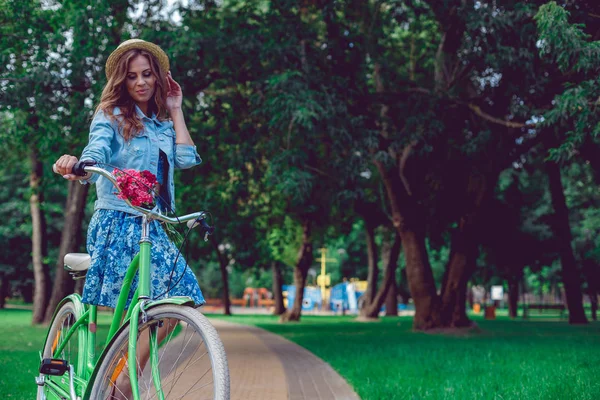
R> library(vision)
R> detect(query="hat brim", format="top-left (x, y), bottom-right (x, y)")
top-left (105, 40), bottom-right (170, 80)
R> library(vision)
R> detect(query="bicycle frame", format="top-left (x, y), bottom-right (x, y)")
top-left (41, 165), bottom-right (207, 400)
top-left (43, 217), bottom-right (195, 400)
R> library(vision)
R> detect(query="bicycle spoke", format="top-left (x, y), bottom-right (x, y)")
top-left (107, 377), bottom-right (128, 400)
top-left (164, 323), bottom-right (195, 398)
top-left (173, 378), bottom-right (215, 400)
top-left (90, 307), bottom-right (227, 400)
top-left (140, 322), bottom-right (211, 400)
top-left (158, 323), bottom-right (196, 396)
top-left (156, 319), bottom-right (179, 367)
top-left (151, 351), bottom-right (211, 400)
top-left (105, 348), bottom-right (132, 399)
top-left (163, 347), bottom-right (210, 399)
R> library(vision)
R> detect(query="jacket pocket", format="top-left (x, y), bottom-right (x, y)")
top-left (157, 127), bottom-right (175, 157)
top-left (158, 126), bottom-right (175, 140)
top-left (125, 135), bottom-right (149, 161)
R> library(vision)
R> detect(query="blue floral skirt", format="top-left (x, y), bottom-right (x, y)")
top-left (82, 209), bottom-right (205, 309)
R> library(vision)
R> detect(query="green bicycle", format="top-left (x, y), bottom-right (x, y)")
top-left (37, 162), bottom-right (230, 400)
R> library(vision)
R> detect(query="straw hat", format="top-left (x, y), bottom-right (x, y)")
top-left (105, 39), bottom-right (170, 79)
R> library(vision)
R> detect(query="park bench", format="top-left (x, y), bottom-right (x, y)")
top-left (230, 298), bottom-right (246, 306)
top-left (258, 298), bottom-right (275, 308)
top-left (522, 303), bottom-right (566, 319)
top-left (203, 298), bottom-right (223, 307)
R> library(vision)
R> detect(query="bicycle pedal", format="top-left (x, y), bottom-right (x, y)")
top-left (39, 358), bottom-right (69, 376)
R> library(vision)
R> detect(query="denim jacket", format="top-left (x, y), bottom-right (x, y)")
top-left (80, 106), bottom-right (201, 214)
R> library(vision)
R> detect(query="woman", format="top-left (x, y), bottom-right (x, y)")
top-left (53, 39), bottom-right (205, 398)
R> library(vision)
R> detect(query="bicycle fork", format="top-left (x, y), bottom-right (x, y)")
top-left (125, 216), bottom-right (166, 400)
top-left (127, 301), bottom-right (166, 400)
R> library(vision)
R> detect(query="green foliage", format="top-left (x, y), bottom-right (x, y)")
top-left (2, 0), bottom-right (599, 309)
top-left (0, 0), bottom-right (134, 300)
top-left (536, 2), bottom-right (600, 160)
top-left (536, 2), bottom-right (600, 73)
top-left (267, 216), bottom-right (303, 268)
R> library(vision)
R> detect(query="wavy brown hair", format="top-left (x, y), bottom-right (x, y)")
top-left (95, 49), bottom-right (168, 141)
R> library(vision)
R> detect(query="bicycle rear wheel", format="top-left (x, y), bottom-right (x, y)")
top-left (37, 300), bottom-right (84, 400)
top-left (90, 304), bottom-right (230, 400)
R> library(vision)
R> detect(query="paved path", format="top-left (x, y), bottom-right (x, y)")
top-left (210, 319), bottom-right (361, 400)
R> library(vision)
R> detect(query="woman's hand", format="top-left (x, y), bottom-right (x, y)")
top-left (165, 71), bottom-right (183, 112)
top-left (53, 155), bottom-right (82, 181)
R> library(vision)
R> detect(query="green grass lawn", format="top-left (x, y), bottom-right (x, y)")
top-left (2, 307), bottom-right (599, 400)
top-left (0, 308), bottom-right (48, 399)
top-left (209, 312), bottom-right (600, 400)
top-left (0, 307), bottom-right (113, 399)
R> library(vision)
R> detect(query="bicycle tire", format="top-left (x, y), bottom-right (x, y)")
top-left (37, 300), bottom-right (83, 400)
top-left (89, 304), bottom-right (230, 400)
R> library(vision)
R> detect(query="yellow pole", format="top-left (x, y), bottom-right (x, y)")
top-left (316, 247), bottom-right (337, 309)
top-left (320, 247), bottom-right (327, 296)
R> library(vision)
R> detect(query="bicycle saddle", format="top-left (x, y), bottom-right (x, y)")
top-left (64, 253), bottom-right (91, 272)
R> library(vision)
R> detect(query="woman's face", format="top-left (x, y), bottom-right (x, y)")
top-left (125, 54), bottom-right (156, 110)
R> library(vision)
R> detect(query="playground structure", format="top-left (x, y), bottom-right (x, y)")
top-left (282, 279), bottom-right (368, 313)
top-left (282, 285), bottom-right (325, 311)
top-left (205, 248), bottom-right (371, 313)
top-left (329, 279), bottom-right (367, 313)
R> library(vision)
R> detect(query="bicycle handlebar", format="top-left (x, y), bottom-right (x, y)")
top-left (72, 161), bottom-right (211, 228)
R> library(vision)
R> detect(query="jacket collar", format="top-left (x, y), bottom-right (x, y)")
top-left (134, 104), bottom-right (158, 122)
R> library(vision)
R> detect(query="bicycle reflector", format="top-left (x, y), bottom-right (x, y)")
top-left (40, 358), bottom-right (69, 376)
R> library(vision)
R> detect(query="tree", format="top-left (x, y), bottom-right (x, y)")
top-left (44, 0), bottom-right (131, 323)
top-left (0, 0), bottom-right (72, 323)
top-left (533, 1), bottom-right (600, 323)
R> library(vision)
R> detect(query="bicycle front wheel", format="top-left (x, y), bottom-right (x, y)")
top-left (90, 304), bottom-right (230, 400)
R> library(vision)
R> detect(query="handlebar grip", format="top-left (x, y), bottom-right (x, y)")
top-left (72, 160), bottom-right (97, 176)
top-left (186, 217), bottom-right (215, 235)
top-left (200, 218), bottom-right (215, 235)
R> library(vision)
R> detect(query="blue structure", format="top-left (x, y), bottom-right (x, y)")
top-left (283, 285), bottom-right (323, 311)
top-left (329, 283), bottom-right (348, 312)
top-left (329, 282), bottom-right (365, 313)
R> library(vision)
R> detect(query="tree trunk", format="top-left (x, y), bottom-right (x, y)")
top-left (30, 147), bottom-right (50, 324)
top-left (440, 168), bottom-right (491, 328)
top-left (280, 220), bottom-right (312, 322)
top-left (370, 40), bottom-right (442, 329)
top-left (361, 219), bottom-right (378, 309)
top-left (401, 229), bottom-right (441, 330)
top-left (272, 261), bottom-right (285, 315)
top-left (546, 161), bottom-right (587, 324)
top-left (360, 231), bottom-right (401, 319)
top-left (508, 275), bottom-right (519, 318)
top-left (0, 275), bottom-right (9, 309)
top-left (210, 235), bottom-right (231, 316)
top-left (44, 181), bottom-right (89, 323)
top-left (373, 158), bottom-right (440, 330)
top-left (355, 200), bottom-right (389, 317)
top-left (590, 292), bottom-right (598, 322)
top-left (397, 268), bottom-right (411, 305)
top-left (439, 229), bottom-right (477, 328)
top-left (385, 271), bottom-right (398, 316)
top-left (467, 283), bottom-right (474, 310)
top-left (583, 259), bottom-right (598, 321)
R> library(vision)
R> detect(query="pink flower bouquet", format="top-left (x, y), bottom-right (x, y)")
top-left (113, 169), bottom-right (157, 208)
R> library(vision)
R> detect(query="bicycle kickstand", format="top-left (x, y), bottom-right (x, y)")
top-left (68, 365), bottom-right (79, 400)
